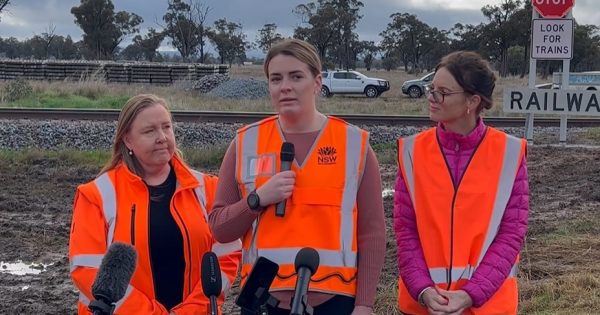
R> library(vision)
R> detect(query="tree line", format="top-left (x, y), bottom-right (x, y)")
top-left (0, 0), bottom-right (599, 77)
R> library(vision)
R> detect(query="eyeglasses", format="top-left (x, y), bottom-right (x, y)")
top-left (425, 85), bottom-right (465, 103)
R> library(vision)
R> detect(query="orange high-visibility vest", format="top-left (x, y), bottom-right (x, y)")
top-left (396, 127), bottom-right (526, 315)
top-left (69, 155), bottom-right (241, 315)
top-left (235, 115), bottom-right (369, 297)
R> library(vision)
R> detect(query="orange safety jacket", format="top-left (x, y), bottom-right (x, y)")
top-left (396, 127), bottom-right (526, 315)
top-left (69, 155), bottom-right (241, 315)
top-left (235, 115), bottom-right (369, 297)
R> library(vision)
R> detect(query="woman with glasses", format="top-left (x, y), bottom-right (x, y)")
top-left (393, 51), bottom-right (529, 315)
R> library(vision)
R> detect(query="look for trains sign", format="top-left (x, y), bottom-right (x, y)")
top-left (532, 0), bottom-right (575, 18)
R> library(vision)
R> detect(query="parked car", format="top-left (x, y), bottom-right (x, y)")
top-left (401, 72), bottom-right (434, 98)
top-left (321, 70), bottom-right (390, 98)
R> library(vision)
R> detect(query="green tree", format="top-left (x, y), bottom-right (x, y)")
top-left (256, 23), bottom-right (283, 54)
top-left (480, 0), bottom-right (523, 77)
top-left (71, 0), bottom-right (143, 59)
top-left (293, 0), bottom-right (363, 69)
top-left (135, 28), bottom-right (165, 61)
top-left (209, 18), bottom-right (249, 65)
top-left (359, 40), bottom-right (379, 70)
top-left (162, 0), bottom-right (211, 62)
top-left (380, 13), bottom-right (445, 72)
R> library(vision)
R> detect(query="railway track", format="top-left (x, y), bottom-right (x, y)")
top-left (0, 107), bottom-right (599, 127)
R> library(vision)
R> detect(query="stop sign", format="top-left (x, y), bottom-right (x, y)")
top-left (532, 0), bottom-right (575, 18)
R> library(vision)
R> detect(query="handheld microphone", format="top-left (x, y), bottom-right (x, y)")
top-left (290, 247), bottom-right (320, 315)
top-left (89, 242), bottom-right (137, 315)
top-left (276, 142), bottom-right (295, 217)
top-left (236, 256), bottom-right (280, 313)
top-left (201, 252), bottom-right (222, 315)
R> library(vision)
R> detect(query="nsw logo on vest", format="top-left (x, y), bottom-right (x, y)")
top-left (317, 146), bottom-right (337, 165)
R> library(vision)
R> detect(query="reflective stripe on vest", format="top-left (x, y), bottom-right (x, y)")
top-left (69, 254), bottom-right (103, 272)
top-left (191, 170), bottom-right (241, 295)
top-left (94, 173), bottom-right (117, 247)
top-left (402, 131), bottom-right (523, 283)
top-left (238, 120), bottom-right (365, 270)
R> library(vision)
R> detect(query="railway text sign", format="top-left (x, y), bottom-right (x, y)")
top-left (503, 88), bottom-right (600, 116)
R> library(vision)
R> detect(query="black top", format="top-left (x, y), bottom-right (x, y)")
top-left (147, 166), bottom-right (184, 310)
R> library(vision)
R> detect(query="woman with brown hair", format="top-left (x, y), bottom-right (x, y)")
top-left (394, 51), bottom-right (529, 315)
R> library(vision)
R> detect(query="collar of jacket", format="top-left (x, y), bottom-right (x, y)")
top-left (115, 155), bottom-right (201, 190)
top-left (437, 117), bottom-right (486, 151)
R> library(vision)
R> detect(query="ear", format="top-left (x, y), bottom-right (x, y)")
top-left (314, 73), bottom-right (322, 95)
top-left (123, 133), bottom-right (132, 150)
top-left (467, 94), bottom-right (481, 113)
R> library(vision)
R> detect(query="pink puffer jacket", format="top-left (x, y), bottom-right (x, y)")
top-left (393, 119), bottom-right (529, 307)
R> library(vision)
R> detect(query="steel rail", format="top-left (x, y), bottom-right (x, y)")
top-left (0, 107), bottom-right (599, 127)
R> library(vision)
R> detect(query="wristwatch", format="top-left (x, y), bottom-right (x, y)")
top-left (247, 189), bottom-right (262, 211)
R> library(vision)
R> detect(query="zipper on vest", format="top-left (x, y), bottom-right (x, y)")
top-left (447, 194), bottom-right (457, 289)
top-left (173, 203), bottom-right (193, 296)
top-left (130, 204), bottom-right (136, 245)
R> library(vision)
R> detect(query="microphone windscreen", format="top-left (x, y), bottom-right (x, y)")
top-left (91, 242), bottom-right (137, 303)
top-left (294, 247), bottom-right (320, 275)
top-left (280, 142), bottom-right (295, 162)
top-left (201, 251), bottom-right (222, 297)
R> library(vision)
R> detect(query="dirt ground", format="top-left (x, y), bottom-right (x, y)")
top-left (1, 145), bottom-right (599, 314)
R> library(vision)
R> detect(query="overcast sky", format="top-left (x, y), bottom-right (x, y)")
top-left (0, 0), bottom-right (597, 57)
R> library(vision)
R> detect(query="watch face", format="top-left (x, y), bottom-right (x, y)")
top-left (248, 192), bottom-right (259, 209)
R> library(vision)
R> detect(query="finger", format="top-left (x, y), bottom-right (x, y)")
top-left (280, 170), bottom-right (296, 177)
top-left (432, 294), bottom-right (449, 305)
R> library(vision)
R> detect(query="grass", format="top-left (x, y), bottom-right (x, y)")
top-left (0, 65), bottom-right (544, 116)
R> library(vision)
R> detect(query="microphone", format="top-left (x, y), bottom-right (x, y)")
top-left (276, 142), bottom-right (295, 217)
top-left (89, 242), bottom-right (137, 315)
top-left (290, 247), bottom-right (320, 315)
top-left (236, 256), bottom-right (280, 313)
top-left (201, 252), bottom-right (222, 315)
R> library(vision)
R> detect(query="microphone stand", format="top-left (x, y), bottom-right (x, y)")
top-left (209, 295), bottom-right (218, 315)
top-left (290, 294), bottom-right (314, 315)
top-left (254, 286), bottom-right (280, 315)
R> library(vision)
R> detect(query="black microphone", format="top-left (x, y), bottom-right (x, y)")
top-left (236, 256), bottom-right (280, 313)
top-left (201, 252), bottom-right (222, 315)
top-left (290, 247), bottom-right (320, 315)
top-left (276, 142), bottom-right (295, 217)
top-left (89, 242), bottom-right (137, 315)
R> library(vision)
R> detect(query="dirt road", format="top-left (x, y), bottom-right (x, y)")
top-left (1, 145), bottom-right (599, 314)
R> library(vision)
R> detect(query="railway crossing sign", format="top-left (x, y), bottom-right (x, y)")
top-left (531, 18), bottom-right (573, 59)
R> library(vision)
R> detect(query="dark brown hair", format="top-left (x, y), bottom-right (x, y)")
top-left (435, 51), bottom-right (496, 113)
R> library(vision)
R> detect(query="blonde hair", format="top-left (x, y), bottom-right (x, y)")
top-left (263, 38), bottom-right (322, 78)
top-left (99, 94), bottom-right (182, 177)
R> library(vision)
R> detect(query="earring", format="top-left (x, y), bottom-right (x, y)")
top-left (128, 149), bottom-right (133, 156)
top-left (467, 108), bottom-right (471, 115)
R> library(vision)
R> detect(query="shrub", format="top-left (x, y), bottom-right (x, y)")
top-left (2, 79), bottom-right (33, 101)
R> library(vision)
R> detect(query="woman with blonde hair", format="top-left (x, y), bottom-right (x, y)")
top-left (209, 39), bottom-right (386, 315)
top-left (69, 94), bottom-right (241, 314)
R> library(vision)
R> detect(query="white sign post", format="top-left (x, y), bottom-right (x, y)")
top-left (522, 7), bottom-right (574, 144)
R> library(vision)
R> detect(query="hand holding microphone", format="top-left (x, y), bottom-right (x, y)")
top-left (89, 242), bottom-right (137, 315)
top-left (254, 142), bottom-right (295, 213)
